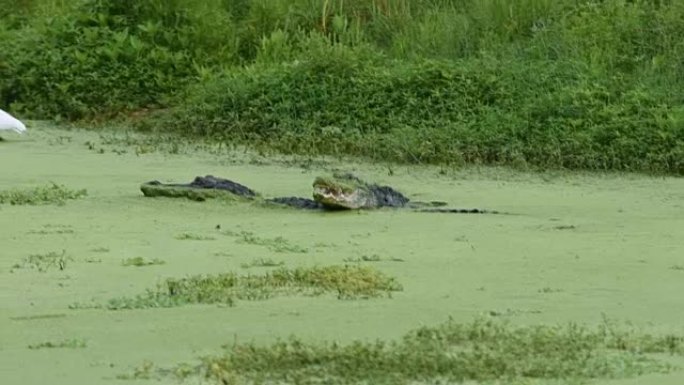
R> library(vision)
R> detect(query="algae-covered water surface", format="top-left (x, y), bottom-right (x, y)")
top-left (1, 127), bottom-right (684, 385)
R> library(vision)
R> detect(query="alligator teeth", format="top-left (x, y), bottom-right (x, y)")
top-left (315, 187), bottom-right (345, 199)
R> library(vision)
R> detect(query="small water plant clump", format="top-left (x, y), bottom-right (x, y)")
top-left (104, 265), bottom-right (402, 310)
top-left (538, 287), bottom-right (564, 294)
top-left (28, 338), bottom-right (86, 350)
top-left (174, 233), bottom-right (216, 241)
top-left (128, 317), bottom-right (683, 384)
top-left (121, 257), bottom-right (166, 267)
top-left (10, 313), bottom-right (67, 321)
top-left (222, 230), bottom-right (308, 253)
top-left (343, 254), bottom-right (405, 263)
top-left (27, 224), bottom-right (75, 235)
top-left (0, 183), bottom-right (87, 205)
top-left (13, 250), bottom-right (71, 272)
top-left (116, 361), bottom-right (156, 380)
top-left (240, 258), bottom-right (285, 269)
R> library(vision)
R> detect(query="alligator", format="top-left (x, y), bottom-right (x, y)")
top-left (140, 173), bottom-right (499, 214)
top-left (140, 175), bottom-right (325, 209)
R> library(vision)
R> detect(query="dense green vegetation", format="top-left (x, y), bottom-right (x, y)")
top-left (1, 0), bottom-right (683, 173)
top-left (128, 317), bottom-right (683, 384)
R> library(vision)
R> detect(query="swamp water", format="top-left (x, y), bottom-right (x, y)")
top-left (1, 127), bottom-right (683, 384)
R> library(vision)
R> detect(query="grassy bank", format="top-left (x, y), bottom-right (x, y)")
top-left (1, 0), bottom-right (683, 173)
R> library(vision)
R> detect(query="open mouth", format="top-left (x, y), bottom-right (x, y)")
top-left (313, 185), bottom-right (359, 209)
top-left (313, 186), bottom-right (347, 200)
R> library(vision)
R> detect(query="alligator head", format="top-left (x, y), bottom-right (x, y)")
top-left (312, 173), bottom-right (375, 210)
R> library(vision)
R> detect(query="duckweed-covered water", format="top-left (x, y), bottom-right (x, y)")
top-left (1, 127), bottom-right (683, 384)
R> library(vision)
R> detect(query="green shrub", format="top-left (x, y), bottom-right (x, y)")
top-left (152, 53), bottom-right (684, 173)
top-left (2, 0), bottom-right (684, 173)
top-left (0, 0), bottom-right (237, 118)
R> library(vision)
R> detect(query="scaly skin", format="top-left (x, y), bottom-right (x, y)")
top-left (140, 175), bottom-right (323, 209)
top-left (140, 176), bottom-right (257, 202)
top-left (312, 173), bottom-right (409, 210)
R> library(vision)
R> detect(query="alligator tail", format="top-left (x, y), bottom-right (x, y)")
top-left (416, 208), bottom-right (501, 214)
